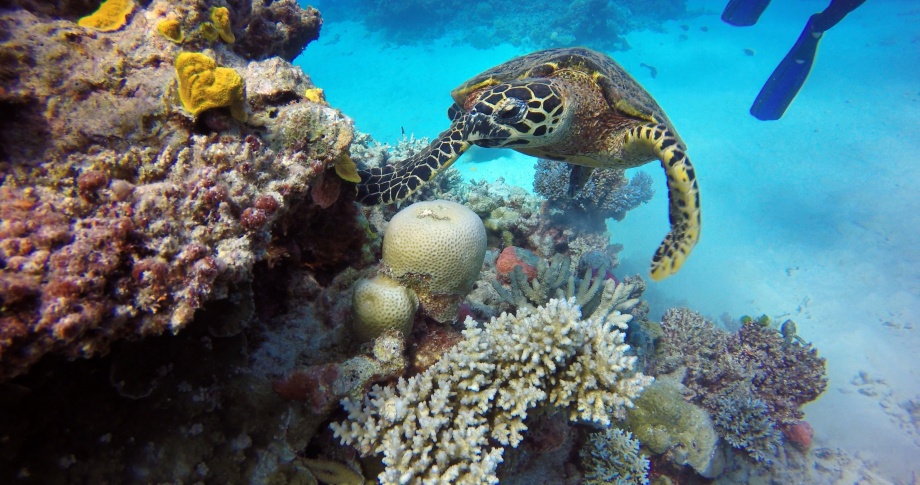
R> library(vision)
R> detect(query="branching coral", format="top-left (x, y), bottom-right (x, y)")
top-left (491, 253), bottom-right (639, 320)
top-left (331, 298), bottom-right (652, 484)
top-left (580, 428), bottom-right (650, 485)
top-left (533, 160), bottom-right (655, 221)
top-left (709, 388), bottom-right (782, 464)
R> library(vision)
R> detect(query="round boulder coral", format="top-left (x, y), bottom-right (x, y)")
top-left (351, 274), bottom-right (418, 343)
top-left (382, 200), bottom-right (486, 322)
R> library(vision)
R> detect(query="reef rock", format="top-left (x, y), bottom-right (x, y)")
top-left (0, 0), bottom-right (345, 381)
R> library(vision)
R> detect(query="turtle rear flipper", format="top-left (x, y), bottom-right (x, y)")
top-left (626, 123), bottom-right (701, 281)
top-left (356, 120), bottom-right (471, 205)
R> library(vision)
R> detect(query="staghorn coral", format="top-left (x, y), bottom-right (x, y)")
top-left (77, 0), bottom-right (133, 32)
top-left (580, 428), bottom-right (650, 485)
top-left (331, 298), bottom-right (652, 484)
top-left (491, 252), bottom-right (639, 320)
top-left (174, 52), bottom-right (247, 121)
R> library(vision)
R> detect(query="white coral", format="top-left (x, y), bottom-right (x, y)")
top-left (331, 296), bottom-right (652, 485)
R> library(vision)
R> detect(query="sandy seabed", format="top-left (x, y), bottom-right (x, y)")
top-left (299, 0), bottom-right (920, 481)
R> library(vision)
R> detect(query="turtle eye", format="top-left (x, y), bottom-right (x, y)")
top-left (495, 99), bottom-right (526, 123)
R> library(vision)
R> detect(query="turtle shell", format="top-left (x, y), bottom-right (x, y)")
top-left (450, 47), bottom-right (684, 148)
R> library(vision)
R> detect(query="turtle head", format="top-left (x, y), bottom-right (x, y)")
top-left (463, 81), bottom-right (568, 148)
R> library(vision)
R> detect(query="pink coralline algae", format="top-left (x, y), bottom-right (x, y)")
top-left (783, 420), bottom-right (814, 450)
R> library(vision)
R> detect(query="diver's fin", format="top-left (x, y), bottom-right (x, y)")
top-left (749, 17), bottom-right (822, 121)
top-left (567, 165), bottom-right (594, 197)
top-left (750, 0), bottom-right (866, 120)
top-left (721, 0), bottom-right (772, 26)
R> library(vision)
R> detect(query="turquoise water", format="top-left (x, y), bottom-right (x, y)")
top-left (298, 0), bottom-right (920, 481)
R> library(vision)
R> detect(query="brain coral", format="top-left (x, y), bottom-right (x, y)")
top-left (351, 274), bottom-right (418, 343)
top-left (381, 200), bottom-right (486, 322)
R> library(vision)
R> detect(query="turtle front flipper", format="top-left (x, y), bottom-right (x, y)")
top-left (625, 123), bottom-right (701, 281)
top-left (356, 119), bottom-right (471, 205)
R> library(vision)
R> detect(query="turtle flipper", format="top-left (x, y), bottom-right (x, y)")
top-left (356, 119), bottom-right (471, 205)
top-left (625, 123), bottom-right (701, 280)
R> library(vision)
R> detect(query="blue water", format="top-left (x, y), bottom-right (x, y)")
top-left (297, 0), bottom-right (920, 480)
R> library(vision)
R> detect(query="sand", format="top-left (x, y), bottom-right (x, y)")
top-left (298, 0), bottom-right (920, 481)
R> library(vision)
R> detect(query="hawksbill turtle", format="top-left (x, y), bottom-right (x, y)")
top-left (356, 47), bottom-right (700, 281)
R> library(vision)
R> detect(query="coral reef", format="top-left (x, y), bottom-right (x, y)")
top-left (273, 330), bottom-right (407, 414)
top-left (533, 160), bottom-right (655, 222)
top-left (350, 274), bottom-right (418, 343)
top-left (710, 389), bottom-right (782, 464)
top-left (331, 298), bottom-right (652, 484)
top-left (378, 199), bottom-right (486, 322)
top-left (175, 52), bottom-right (246, 120)
top-left (580, 427), bottom-right (650, 485)
top-left (649, 308), bottom-right (828, 426)
top-left (624, 375), bottom-right (723, 478)
top-left (0, 0), bottom-right (350, 382)
top-left (325, 0), bottom-right (689, 50)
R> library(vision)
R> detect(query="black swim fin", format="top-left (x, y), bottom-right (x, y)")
top-left (722, 0), bottom-right (772, 26)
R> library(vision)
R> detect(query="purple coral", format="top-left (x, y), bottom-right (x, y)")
top-left (533, 159), bottom-right (654, 220)
top-left (649, 308), bottom-right (828, 426)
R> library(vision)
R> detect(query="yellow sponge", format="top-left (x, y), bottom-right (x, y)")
top-left (78, 0), bottom-right (134, 32)
top-left (210, 7), bottom-right (235, 43)
top-left (174, 52), bottom-right (246, 121)
top-left (156, 19), bottom-right (183, 43)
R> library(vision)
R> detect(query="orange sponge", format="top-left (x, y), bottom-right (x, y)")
top-left (174, 52), bottom-right (246, 121)
top-left (78, 0), bottom-right (134, 32)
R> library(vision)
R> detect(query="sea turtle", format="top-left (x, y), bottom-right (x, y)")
top-left (356, 47), bottom-right (700, 281)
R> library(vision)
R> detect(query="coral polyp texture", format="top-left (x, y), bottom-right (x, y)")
top-left (77, 0), bottom-right (134, 32)
top-left (0, 0), bottom-right (338, 381)
top-left (331, 297), bottom-right (652, 484)
top-left (350, 274), bottom-right (418, 342)
top-left (381, 199), bottom-right (487, 322)
top-left (175, 52), bottom-right (246, 120)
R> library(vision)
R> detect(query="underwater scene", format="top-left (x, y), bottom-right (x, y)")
top-left (0, 0), bottom-right (917, 483)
